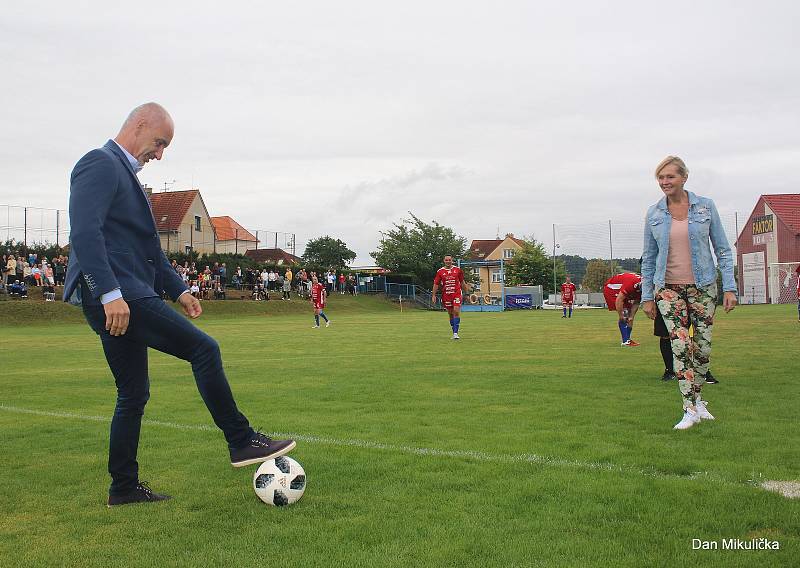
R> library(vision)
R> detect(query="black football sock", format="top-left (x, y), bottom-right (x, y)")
top-left (660, 337), bottom-right (673, 372)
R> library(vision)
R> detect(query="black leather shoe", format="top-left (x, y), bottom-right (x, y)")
top-left (704, 372), bottom-right (719, 384)
top-left (661, 370), bottom-right (676, 381)
top-left (230, 431), bottom-right (296, 468)
top-left (107, 482), bottom-right (171, 507)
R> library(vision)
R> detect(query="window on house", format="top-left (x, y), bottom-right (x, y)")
top-left (195, 216), bottom-right (201, 231)
top-left (185, 245), bottom-right (193, 255)
top-left (503, 248), bottom-right (516, 259)
top-left (491, 269), bottom-right (503, 283)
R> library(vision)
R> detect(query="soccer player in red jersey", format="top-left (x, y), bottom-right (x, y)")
top-left (561, 276), bottom-right (577, 318)
top-left (604, 273), bottom-right (642, 346)
top-left (310, 275), bottom-right (330, 328)
top-left (431, 255), bottom-right (471, 339)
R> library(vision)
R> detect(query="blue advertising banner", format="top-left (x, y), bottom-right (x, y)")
top-left (505, 294), bottom-right (533, 309)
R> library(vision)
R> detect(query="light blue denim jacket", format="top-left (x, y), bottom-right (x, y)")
top-left (640, 191), bottom-right (736, 302)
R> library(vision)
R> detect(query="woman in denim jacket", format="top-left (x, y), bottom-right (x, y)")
top-left (641, 156), bottom-right (737, 430)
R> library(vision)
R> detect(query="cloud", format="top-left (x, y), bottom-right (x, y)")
top-left (336, 163), bottom-right (472, 210)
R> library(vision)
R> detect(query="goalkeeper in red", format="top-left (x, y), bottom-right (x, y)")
top-left (561, 276), bottom-right (576, 318)
top-left (431, 255), bottom-right (471, 339)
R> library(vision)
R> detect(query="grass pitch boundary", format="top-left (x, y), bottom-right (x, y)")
top-left (1, 403), bottom-right (777, 493)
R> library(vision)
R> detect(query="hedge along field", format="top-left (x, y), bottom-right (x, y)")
top-left (0, 296), bottom-right (797, 567)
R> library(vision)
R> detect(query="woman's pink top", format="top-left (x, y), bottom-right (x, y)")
top-left (665, 218), bottom-right (695, 284)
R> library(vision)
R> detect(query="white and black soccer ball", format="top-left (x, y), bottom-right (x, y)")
top-left (253, 456), bottom-right (306, 506)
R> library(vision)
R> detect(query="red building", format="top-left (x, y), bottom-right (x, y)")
top-left (735, 194), bottom-right (800, 304)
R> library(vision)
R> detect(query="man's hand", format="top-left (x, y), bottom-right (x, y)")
top-left (179, 292), bottom-right (202, 319)
top-left (722, 291), bottom-right (737, 313)
top-left (104, 297), bottom-right (130, 336)
top-left (642, 300), bottom-right (657, 320)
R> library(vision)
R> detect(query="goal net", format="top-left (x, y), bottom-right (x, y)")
top-left (769, 262), bottom-right (800, 304)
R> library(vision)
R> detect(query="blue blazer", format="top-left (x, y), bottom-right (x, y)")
top-left (64, 140), bottom-right (187, 306)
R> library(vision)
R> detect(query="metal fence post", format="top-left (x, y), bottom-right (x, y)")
top-left (608, 219), bottom-right (614, 272)
top-left (24, 207), bottom-right (28, 247)
top-left (56, 209), bottom-right (60, 248)
top-left (552, 224), bottom-right (557, 296)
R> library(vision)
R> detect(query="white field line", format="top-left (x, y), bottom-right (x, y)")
top-left (0, 403), bottom-right (762, 489)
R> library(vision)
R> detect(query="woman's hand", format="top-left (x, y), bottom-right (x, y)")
top-left (642, 300), bottom-right (657, 320)
top-left (723, 291), bottom-right (737, 313)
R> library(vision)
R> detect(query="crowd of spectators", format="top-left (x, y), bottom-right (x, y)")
top-left (167, 261), bottom-right (359, 302)
top-left (3, 249), bottom-right (360, 303)
top-left (3, 252), bottom-right (67, 301)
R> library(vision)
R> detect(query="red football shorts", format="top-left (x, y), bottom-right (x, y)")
top-left (313, 302), bottom-right (325, 310)
top-left (603, 289), bottom-right (633, 311)
top-left (442, 294), bottom-right (462, 309)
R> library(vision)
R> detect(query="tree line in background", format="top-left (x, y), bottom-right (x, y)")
top-left (368, 214), bottom-right (640, 292)
top-left (5, 220), bottom-right (641, 293)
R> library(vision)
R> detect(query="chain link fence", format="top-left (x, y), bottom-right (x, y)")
top-left (1, 205), bottom-right (69, 247)
top-left (552, 212), bottom-right (743, 293)
top-left (1, 204), bottom-right (297, 258)
top-left (157, 222), bottom-right (296, 257)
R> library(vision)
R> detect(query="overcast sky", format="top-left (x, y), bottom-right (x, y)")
top-left (1, 1), bottom-right (797, 263)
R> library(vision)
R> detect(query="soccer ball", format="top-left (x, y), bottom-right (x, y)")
top-left (253, 456), bottom-right (306, 506)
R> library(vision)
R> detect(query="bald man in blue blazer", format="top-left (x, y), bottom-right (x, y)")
top-left (66, 103), bottom-right (295, 507)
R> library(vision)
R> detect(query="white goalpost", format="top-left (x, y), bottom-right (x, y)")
top-left (769, 262), bottom-right (800, 304)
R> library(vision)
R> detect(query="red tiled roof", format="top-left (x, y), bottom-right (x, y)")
top-left (762, 194), bottom-right (800, 234)
top-left (468, 237), bottom-right (526, 259)
top-left (149, 190), bottom-right (201, 232)
top-left (244, 248), bottom-right (301, 265)
top-left (210, 216), bottom-right (257, 242)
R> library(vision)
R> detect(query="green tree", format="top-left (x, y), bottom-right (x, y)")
top-left (505, 238), bottom-right (565, 289)
top-left (302, 236), bottom-right (356, 269)
top-left (581, 259), bottom-right (614, 292)
top-left (371, 213), bottom-right (468, 285)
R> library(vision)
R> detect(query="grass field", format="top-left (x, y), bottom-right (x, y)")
top-left (1, 295), bottom-right (798, 567)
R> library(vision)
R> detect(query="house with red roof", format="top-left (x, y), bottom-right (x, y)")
top-left (465, 233), bottom-right (526, 300)
top-left (211, 216), bottom-right (259, 254)
top-left (149, 189), bottom-right (216, 254)
top-left (735, 194), bottom-right (800, 304)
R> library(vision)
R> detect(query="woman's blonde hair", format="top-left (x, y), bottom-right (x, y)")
top-left (655, 156), bottom-right (689, 178)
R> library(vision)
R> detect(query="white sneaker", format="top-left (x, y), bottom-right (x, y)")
top-left (695, 400), bottom-right (715, 420)
top-left (312, 325), bottom-right (320, 329)
top-left (673, 409), bottom-right (700, 430)
top-left (325, 321), bottom-right (331, 327)
top-left (621, 340), bottom-right (630, 346)
top-left (453, 332), bottom-right (460, 340)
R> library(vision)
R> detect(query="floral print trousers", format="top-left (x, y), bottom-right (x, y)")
top-left (656, 283), bottom-right (717, 409)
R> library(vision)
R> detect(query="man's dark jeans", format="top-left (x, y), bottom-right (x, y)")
top-left (82, 295), bottom-right (253, 496)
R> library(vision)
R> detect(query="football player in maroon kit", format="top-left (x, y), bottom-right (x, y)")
top-left (561, 276), bottom-right (576, 318)
top-left (603, 272), bottom-right (642, 346)
top-left (310, 275), bottom-right (330, 328)
top-left (431, 255), bottom-right (471, 339)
